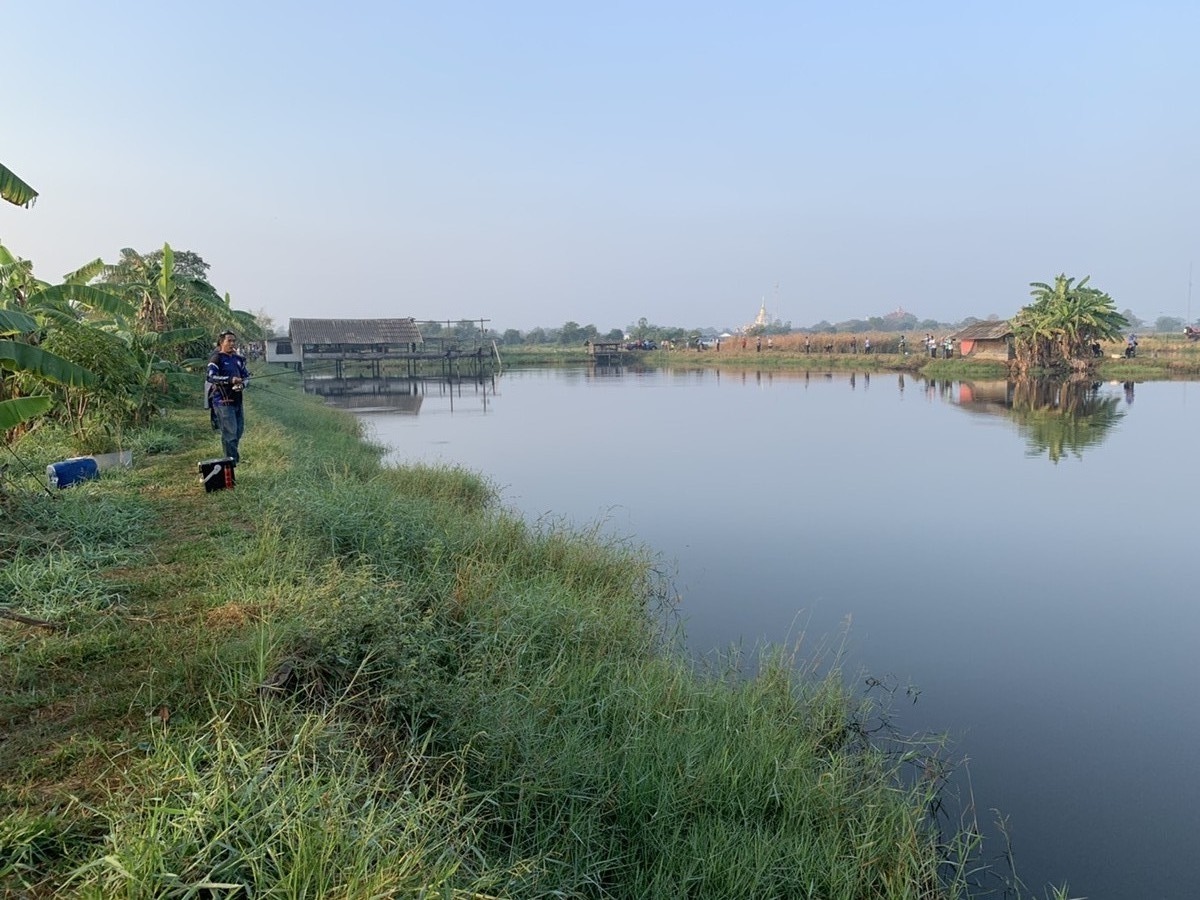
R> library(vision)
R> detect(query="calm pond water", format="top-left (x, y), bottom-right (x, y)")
top-left (314, 366), bottom-right (1198, 899)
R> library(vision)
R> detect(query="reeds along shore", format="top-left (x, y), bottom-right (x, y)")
top-left (1, 375), bottom-right (1066, 898)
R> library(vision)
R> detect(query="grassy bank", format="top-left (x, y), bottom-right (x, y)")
top-left (500, 333), bottom-right (1200, 380)
top-left (3, 376), bottom-right (1056, 898)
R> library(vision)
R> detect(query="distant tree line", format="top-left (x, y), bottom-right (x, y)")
top-left (482, 304), bottom-right (1196, 349)
top-left (425, 320), bottom-right (625, 347)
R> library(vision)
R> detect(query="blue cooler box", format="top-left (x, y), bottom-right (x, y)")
top-left (198, 457), bottom-right (236, 492)
top-left (47, 457), bottom-right (100, 489)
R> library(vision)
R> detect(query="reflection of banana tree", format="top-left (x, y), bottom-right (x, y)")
top-left (953, 377), bottom-right (1125, 463)
top-left (1009, 378), bottom-right (1124, 463)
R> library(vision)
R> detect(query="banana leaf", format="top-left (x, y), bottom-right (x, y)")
top-left (0, 308), bottom-right (39, 335)
top-left (28, 283), bottom-right (135, 318)
top-left (0, 395), bottom-right (54, 431)
top-left (0, 163), bottom-right (38, 208)
top-left (0, 340), bottom-right (97, 387)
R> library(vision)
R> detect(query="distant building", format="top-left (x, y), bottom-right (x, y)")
top-left (265, 334), bottom-right (300, 368)
top-left (266, 318), bottom-right (423, 373)
top-left (743, 299), bottom-right (772, 332)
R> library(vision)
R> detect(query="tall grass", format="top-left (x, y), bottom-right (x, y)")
top-left (65, 700), bottom-right (507, 899)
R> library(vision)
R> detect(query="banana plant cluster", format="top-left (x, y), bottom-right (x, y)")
top-left (0, 248), bottom-right (96, 436)
top-left (1, 240), bottom-right (255, 446)
top-left (1012, 274), bottom-right (1128, 370)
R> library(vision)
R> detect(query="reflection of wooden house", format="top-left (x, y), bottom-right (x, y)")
top-left (306, 384), bottom-right (424, 414)
top-left (957, 380), bottom-right (1014, 408)
top-left (952, 321), bottom-right (1014, 361)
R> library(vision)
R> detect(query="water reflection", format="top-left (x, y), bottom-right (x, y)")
top-left (304, 374), bottom-right (495, 414)
top-left (953, 377), bottom-right (1125, 462)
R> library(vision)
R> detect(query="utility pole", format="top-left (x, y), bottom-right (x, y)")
top-left (1188, 262), bottom-right (1193, 325)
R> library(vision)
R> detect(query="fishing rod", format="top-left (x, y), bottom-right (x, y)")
top-left (245, 362), bottom-right (342, 380)
top-left (180, 362), bottom-right (343, 391)
top-left (242, 382), bottom-right (304, 401)
top-left (3, 441), bottom-right (58, 499)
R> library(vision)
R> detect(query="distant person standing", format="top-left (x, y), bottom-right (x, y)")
top-left (207, 330), bottom-right (250, 465)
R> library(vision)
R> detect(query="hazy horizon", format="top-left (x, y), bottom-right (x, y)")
top-left (5, 3), bottom-right (1197, 333)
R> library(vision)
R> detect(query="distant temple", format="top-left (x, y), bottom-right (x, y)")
top-left (745, 299), bottom-right (771, 332)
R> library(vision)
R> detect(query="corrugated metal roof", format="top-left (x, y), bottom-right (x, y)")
top-left (289, 318), bottom-right (423, 345)
top-left (952, 320), bottom-right (1013, 341)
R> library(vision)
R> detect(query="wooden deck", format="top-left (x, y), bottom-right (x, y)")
top-left (300, 344), bottom-right (496, 378)
top-left (586, 341), bottom-right (627, 365)
top-left (278, 318), bottom-right (501, 378)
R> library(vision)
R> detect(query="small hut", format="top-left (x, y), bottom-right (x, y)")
top-left (952, 321), bottom-right (1014, 361)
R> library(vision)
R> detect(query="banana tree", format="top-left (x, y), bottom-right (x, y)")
top-left (0, 245), bottom-right (110, 438)
top-left (99, 324), bottom-right (209, 427)
top-left (0, 307), bottom-right (96, 435)
top-left (103, 243), bottom-right (229, 338)
top-left (1014, 274), bottom-right (1127, 370)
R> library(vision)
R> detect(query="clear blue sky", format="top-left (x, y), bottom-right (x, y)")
top-left (5, 1), bottom-right (1198, 332)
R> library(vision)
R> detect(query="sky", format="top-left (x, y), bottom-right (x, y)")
top-left (4, 1), bottom-right (1199, 334)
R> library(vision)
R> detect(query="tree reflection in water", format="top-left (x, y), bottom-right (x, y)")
top-left (953, 377), bottom-right (1126, 463)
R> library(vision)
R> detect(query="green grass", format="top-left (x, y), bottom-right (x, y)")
top-left (1, 371), bottom-right (1072, 899)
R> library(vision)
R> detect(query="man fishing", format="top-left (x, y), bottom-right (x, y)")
top-left (206, 330), bottom-right (250, 465)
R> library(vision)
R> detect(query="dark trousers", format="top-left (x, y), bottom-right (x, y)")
top-left (215, 403), bottom-right (244, 464)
